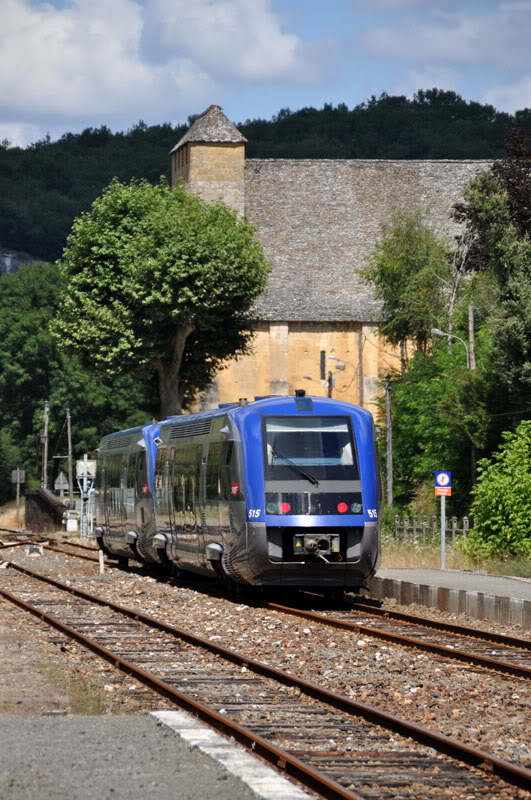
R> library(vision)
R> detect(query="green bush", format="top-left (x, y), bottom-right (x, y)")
top-left (461, 420), bottom-right (531, 559)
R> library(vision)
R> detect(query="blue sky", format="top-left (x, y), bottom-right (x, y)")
top-left (2, 0), bottom-right (531, 147)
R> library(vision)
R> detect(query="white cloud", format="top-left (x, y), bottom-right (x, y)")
top-left (0, 0), bottom-right (319, 146)
top-left (353, 1), bottom-right (499, 10)
top-left (484, 75), bottom-right (531, 111)
top-left (359, 3), bottom-right (531, 71)
top-left (141, 0), bottom-right (318, 82)
top-left (391, 66), bottom-right (461, 98)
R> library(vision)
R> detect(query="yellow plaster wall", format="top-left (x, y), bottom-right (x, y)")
top-left (213, 322), bottom-right (401, 419)
top-left (187, 142), bottom-right (245, 183)
top-left (171, 144), bottom-right (190, 184)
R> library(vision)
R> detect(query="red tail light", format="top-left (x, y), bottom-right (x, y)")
top-left (280, 502), bottom-right (291, 513)
top-left (337, 502), bottom-right (348, 513)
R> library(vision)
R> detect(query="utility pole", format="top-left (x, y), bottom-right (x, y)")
top-left (41, 401), bottom-right (49, 490)
top-left (385, 375), bottom-right (393, 507)
top-left (468, 303), bottom-right (476, 371)
top-left (67, 408), bottom-right (74, 507)
top-left (468, 304), bottom-right (477, 484)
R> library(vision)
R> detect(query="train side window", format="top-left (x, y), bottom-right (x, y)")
top-left (172, 444), bottom-right (203, 518)
top-left (206, 442), bottom-right (223, 500)
top-left (220, 441), bottom-right (237, 500)
top-left (136, 451), bottom-right (146, 497)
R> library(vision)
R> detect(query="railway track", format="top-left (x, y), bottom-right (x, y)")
top-left (264, 595), bottom-right (531, 681)
top-left (1, 560), bottom-right (530, 799)
top-left (4, 532), bottom-right (531, 682)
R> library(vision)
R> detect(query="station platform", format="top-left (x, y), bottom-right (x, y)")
top-left (368, 568), bottom-right (531, 629)
top-left (0, 710), bottom-right (311, 800)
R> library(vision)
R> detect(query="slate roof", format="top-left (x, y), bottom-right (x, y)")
top-left (170, 105), bottom-right (247, 153)
top-left (245, 158), bottom-right (490, 322)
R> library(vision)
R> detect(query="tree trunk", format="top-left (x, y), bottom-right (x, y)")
top-left (154, 323), bottom-right (194, 419)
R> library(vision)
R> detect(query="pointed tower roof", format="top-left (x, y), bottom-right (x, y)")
top-left (170, 104), bottom-right (247, 153)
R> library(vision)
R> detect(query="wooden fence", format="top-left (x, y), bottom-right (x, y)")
top-left (395, 515), bottom-right (472, 540)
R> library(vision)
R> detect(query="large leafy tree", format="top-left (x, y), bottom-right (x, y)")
top-left (0, 263), bottom-right (152, 497)
top-left (386, 323), bottom-right (492, 511)
top-left (453, 128), bottom-right (531, 408)
top-left (53, 178), bottom-right (270, 418)
top-left (465, 420), bottom-right (531, 559)
top-left (362, 208), bottom-right (453, 356)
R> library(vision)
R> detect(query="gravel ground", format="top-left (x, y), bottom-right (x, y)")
top-left (1, 543), bottom-right (530, 784)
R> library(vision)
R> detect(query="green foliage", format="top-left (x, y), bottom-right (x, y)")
top-left (463, 420), bottom-right (531, 558)
top-left (454, 128), bottom-right (531, 410)
top-left (0, 263), bottom-right (153, 496)
top-left (0, 121), bottom-right (187, 262)
top-left (363, 208), bottom-right (452, 351)
top-left (0, 90), bottom-right (525, 263)
top-left (54, 178), bottom-right (270, 417)
top-left (387, 333), bottom-right (490, 511)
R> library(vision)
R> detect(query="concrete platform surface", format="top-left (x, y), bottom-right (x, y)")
top-left (0, 711), bottom-right (311, 800)
top-left (368, 568), bottom-right (531, 629)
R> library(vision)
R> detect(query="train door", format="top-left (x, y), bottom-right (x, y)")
top-left (153, 447), bottom-right (171, 539)
top-left (124, 450), bottom-right (137, 531)
top-left (104, 453), bottom-right (127, 541)
top-left (135, 448), bottom-right (149, 530)
top-left (172, 443), bottom-right (202, 567)
top-left (201, 442), bottom-right (223, 564)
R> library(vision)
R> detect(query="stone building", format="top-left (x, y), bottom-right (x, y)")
top-left (170, 105), bottom-right (489, 414)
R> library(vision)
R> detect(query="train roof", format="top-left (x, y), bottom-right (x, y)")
top-left (157, 393), bottom-right (374, 428)
top-left (99, 393), bottom-right (375, 449)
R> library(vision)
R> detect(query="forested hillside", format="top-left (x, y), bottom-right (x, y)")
top-left (2, 89), bottom-right (531, 262)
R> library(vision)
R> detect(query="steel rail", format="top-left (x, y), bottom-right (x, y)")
top-left (4, 561), bottom-right (531, 794)
top-left (11, 542), bottom-right (531, 678)
top-left (0, 541), bottom-right (33, 550)
top-left (0, 579), bottom-right (363, 800)
top-left (40, 544), bottom-right (100, 563)
top-left (349, 599), bottom-right (531, 650)
top-left (263, 601), bottom-right (531, 681)
top-left (55, 540), bottom-right (99, 552)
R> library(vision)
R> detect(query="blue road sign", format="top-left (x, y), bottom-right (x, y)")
top-left (435, 471), bottom-right (452, 488)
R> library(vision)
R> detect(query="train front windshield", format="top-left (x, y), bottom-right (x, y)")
top-left (264, 416), bottom-right (359, 482)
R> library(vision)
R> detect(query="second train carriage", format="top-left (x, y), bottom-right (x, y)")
top-left (94, 392), bottom-right (382, 590)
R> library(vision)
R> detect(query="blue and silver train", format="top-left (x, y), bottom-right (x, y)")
top-left (94, 391), bottom-right (381, 591)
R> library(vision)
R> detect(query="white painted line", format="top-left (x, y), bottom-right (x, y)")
top-left (151, 709), bottom-right (311, 800)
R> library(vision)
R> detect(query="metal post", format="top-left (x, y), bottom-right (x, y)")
top-left (16, 468), bottom-right (20, 528)
top-left (468, 304), bottom-right (476, 371)
top-left (80, 453), bottom-right (88, 540)
top-left (440, 494), bottom-right (446, 570)
top-left (385, 375), bottom-right (393, 507)
top-left (67, 408), bottom-right (73, 507)
top-left (41, 401), bottom-right (49, 490)
top-left (358, 328), bottom-right (364, 407)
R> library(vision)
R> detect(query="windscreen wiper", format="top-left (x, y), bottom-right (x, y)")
top-left (271, 446), bottom-right (319, 486)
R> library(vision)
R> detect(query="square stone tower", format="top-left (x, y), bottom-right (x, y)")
top-left (170, 104), bottom-right (247, 216)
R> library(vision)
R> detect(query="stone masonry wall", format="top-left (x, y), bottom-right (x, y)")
top-left (245, 159), bottom-right (492, 322)
top-left (185, 143), bottom-right (245, 216)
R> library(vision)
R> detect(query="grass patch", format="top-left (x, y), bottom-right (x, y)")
top-left (0, 499), bottom-right (25, 528)
top-left (37, 659), bottom-right (107, 715)
top-left (381, 535), bottom-right (464, 570)
top-left (381, 534), bottom-right (531, 577)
